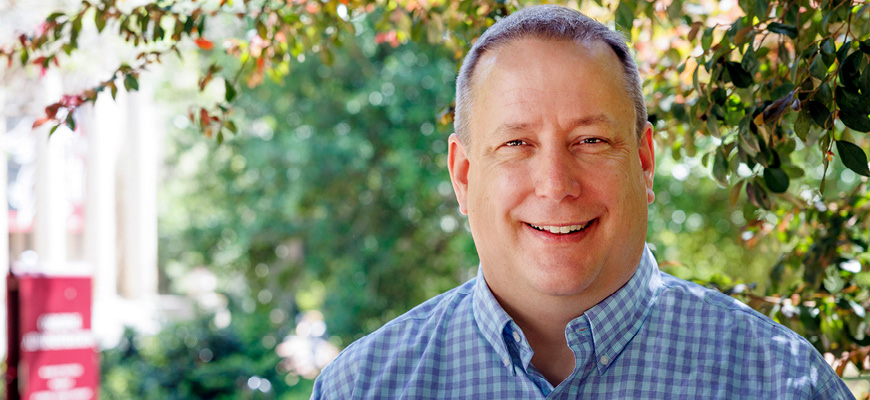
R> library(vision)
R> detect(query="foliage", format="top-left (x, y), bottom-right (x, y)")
top-left (6, 0), bottom-right (870, 373)
top-left (159, 14), bottom-right (472, 342)
top-left (101, 300), bottom-right (314, 400)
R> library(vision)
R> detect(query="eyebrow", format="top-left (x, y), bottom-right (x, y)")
top-left (491, 113), bottom-right (614, 137)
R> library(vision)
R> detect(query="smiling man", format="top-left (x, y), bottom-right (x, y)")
top-left (311, 5), bottom-right (852, 399)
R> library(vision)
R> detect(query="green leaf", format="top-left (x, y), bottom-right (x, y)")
top-left (224, 80), bottom-right (237, 102)
top-left (835, 86), bottom-right (868, 114)
top-left (767, 22), bottom-right (797, 38)
top-left (755, 0), bottom-right (768, 21)
top-left (701, 27), bottom-right (714, 51)
top-left (124, 74), bottom-right (139, 91)
top-left (725, 61), bottom-right (753, 88)
top-left (712, 149), bottom-right (729, 185)
top-left (745, 180), bottom-right (771, 209)
top-left (837, 40), bottom-right (852, 63)
top-left (807, 101), bottom-right (832, 128)
top-left (257, 20), bottom-right (268, 39)
top-left (66, 113), bottom-right (76, 131)
top-left (763, 167), bottom-right (789, 193)
top-left (836, 140), bottom-right (870, 176)
top-left (809, 56), bottom-right (828, 79)
top-left (821, 39), bottom-right (837, 66)
top-left (95, 10), bottom-right (106, 33)
top-left (861, 40), bottom-right (870, 54)
top-left (46, 12), bottom-right (65, 23)
top-left (824, 266), bottom-right (845, 292)
top-left (183, 16), bottom-right (195, 34)
top-left (794, 110), bottom-right (811, 141)
top-left (861, 63), bottom-right (870, 94)
top-left (839, 109), bottom-right (870, 133)
top-left (840, 50), bottom-right (862, 88)
top-left (741, 43), bottom-right (758, 73)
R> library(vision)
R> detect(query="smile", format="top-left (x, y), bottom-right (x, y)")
top-left (527, 221), bottom-right (591, 235)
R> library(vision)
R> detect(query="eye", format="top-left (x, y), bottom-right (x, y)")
top-left (505, 139), bottom-right (527, 147)
top-left (579, 138), bottom-right (606, 145)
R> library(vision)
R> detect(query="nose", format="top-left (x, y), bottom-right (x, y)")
top-left (533, 148), bottom-right (582, 201)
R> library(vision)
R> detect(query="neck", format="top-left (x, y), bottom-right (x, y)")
top-left (507, 300), bottom-right (578, 385)
top-left (485, 266), bottom-right (638, 386)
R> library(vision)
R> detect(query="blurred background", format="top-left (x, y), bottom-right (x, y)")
top-left (1, 0), bottom-right (869, 398)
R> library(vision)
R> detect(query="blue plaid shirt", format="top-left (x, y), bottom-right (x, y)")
top-left (312, 246), bottom-right (853, 399)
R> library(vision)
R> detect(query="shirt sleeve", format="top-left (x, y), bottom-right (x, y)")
top-left (809, 349), bottom-right (855, 400)
top-left (309, 341), bottom-right (364, 400)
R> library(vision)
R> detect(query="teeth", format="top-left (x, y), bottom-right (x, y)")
top-left (530, 223), bottom-right (588, 234)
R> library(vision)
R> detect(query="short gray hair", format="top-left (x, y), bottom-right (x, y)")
top-left (453, 5), bottom-right (647, 145)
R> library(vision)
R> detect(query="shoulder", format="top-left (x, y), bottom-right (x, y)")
top-left (654, 272), bottom-right (812, 350)
top-left (311, 278), bottom-right (477, 399)
top-left (649, 273), bottom-right (852, 398)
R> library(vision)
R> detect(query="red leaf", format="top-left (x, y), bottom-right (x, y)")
top-left (45, 103), bottom-right (61, 118)
top-left (194, 38), bottom-right (214, 50)
top-left (200, 109), bottom-right (210, 126)
top-left (32, 117), bottom-right (52, 128)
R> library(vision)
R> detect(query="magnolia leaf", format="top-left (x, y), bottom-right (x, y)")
top-left (809, 56), bottom-right (828, 79)
top-left (821, 38), bottom-right (837, 66)
top-left (837, 40), bottom-right (852, 63)
top-left (713, 150), bottom-right (729, 185)
top-left (725, 61), bottom-right (753, 88)
top-left (746, 180), bottom-right (772, 209)
top-left (762, 95), bottom-right (792, 124)
top-left (767, 22), bottom-right (797, 38)
top-left (729, 179), bottom-right (745, 207)
top-left (763, 167), bottom-right (789, 193)
top-left (839, 109), bottom-right (870, 132)
top-left (701, 27), bottom-right (714, 51)
top-left (860, 40), bottom-right (870, 54)
top-left (848, 299), bottom-right (866, 318)
top-left (836, 140), bottom-right (870, 176)
top-left (840, 51), bottom-right (862, 88)
top-left (794, 110), bottom-right (811, 141)
top-left (835, 86), bottom-right (868, 114)
top-left (807, 101), bottom-right (832, 128)
top-left (742, 44), bottom-right (759, 73)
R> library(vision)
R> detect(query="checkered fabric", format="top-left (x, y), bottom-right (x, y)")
top-left (311, 246), bottom-right (853, 399)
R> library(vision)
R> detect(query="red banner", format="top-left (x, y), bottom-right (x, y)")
top-left (6, 269), bottom-right (98, 400)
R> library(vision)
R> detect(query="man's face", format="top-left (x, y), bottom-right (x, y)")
top-left (448, 39), bottom-right (655, 308)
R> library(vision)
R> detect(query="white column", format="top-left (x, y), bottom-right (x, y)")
top-left (81, 98), bottom-right (117, 299)
top-left (0, 86), bottom-right (8, 359)
top-left (119, 82), bottom-right (159, 299)
top-left (0, 88), bottom-right (8, 276)
top-left (33, 71), bottom-right (66, 265)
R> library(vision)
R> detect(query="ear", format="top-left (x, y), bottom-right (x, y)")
top-left (638, 122), bottom-right (656, 204)
top-left (447, 133), bottom-right (470, 215)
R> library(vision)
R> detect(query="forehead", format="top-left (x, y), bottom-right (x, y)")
top-left (468, 39), bottom-right (633, 138)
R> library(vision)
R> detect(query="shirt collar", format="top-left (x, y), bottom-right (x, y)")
top-left (472, 265), bottom-right (516, 372)
top-left (584, 245), bottom-right (662, 374)
top-left (472, 245), bottom-right (663, 375)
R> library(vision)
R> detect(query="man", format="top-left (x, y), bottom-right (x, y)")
top-left (312, 5), bottom-right (853, 399)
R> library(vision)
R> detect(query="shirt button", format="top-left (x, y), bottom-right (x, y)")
top-left (600, 355), bottom-right (610, 365)
top-left (512, 331), bottom-right (521, 343)
top-left (503, 357), bottom-right (511, 366)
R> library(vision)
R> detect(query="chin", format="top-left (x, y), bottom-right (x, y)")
top-left (530, 266), bottom-right (599, 297)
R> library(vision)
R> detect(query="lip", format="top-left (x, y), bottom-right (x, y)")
top-left (524, 218), bottom-right (597, 242)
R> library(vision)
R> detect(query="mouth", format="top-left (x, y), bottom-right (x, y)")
top-left (526, 220), bottom-right (595, 235)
